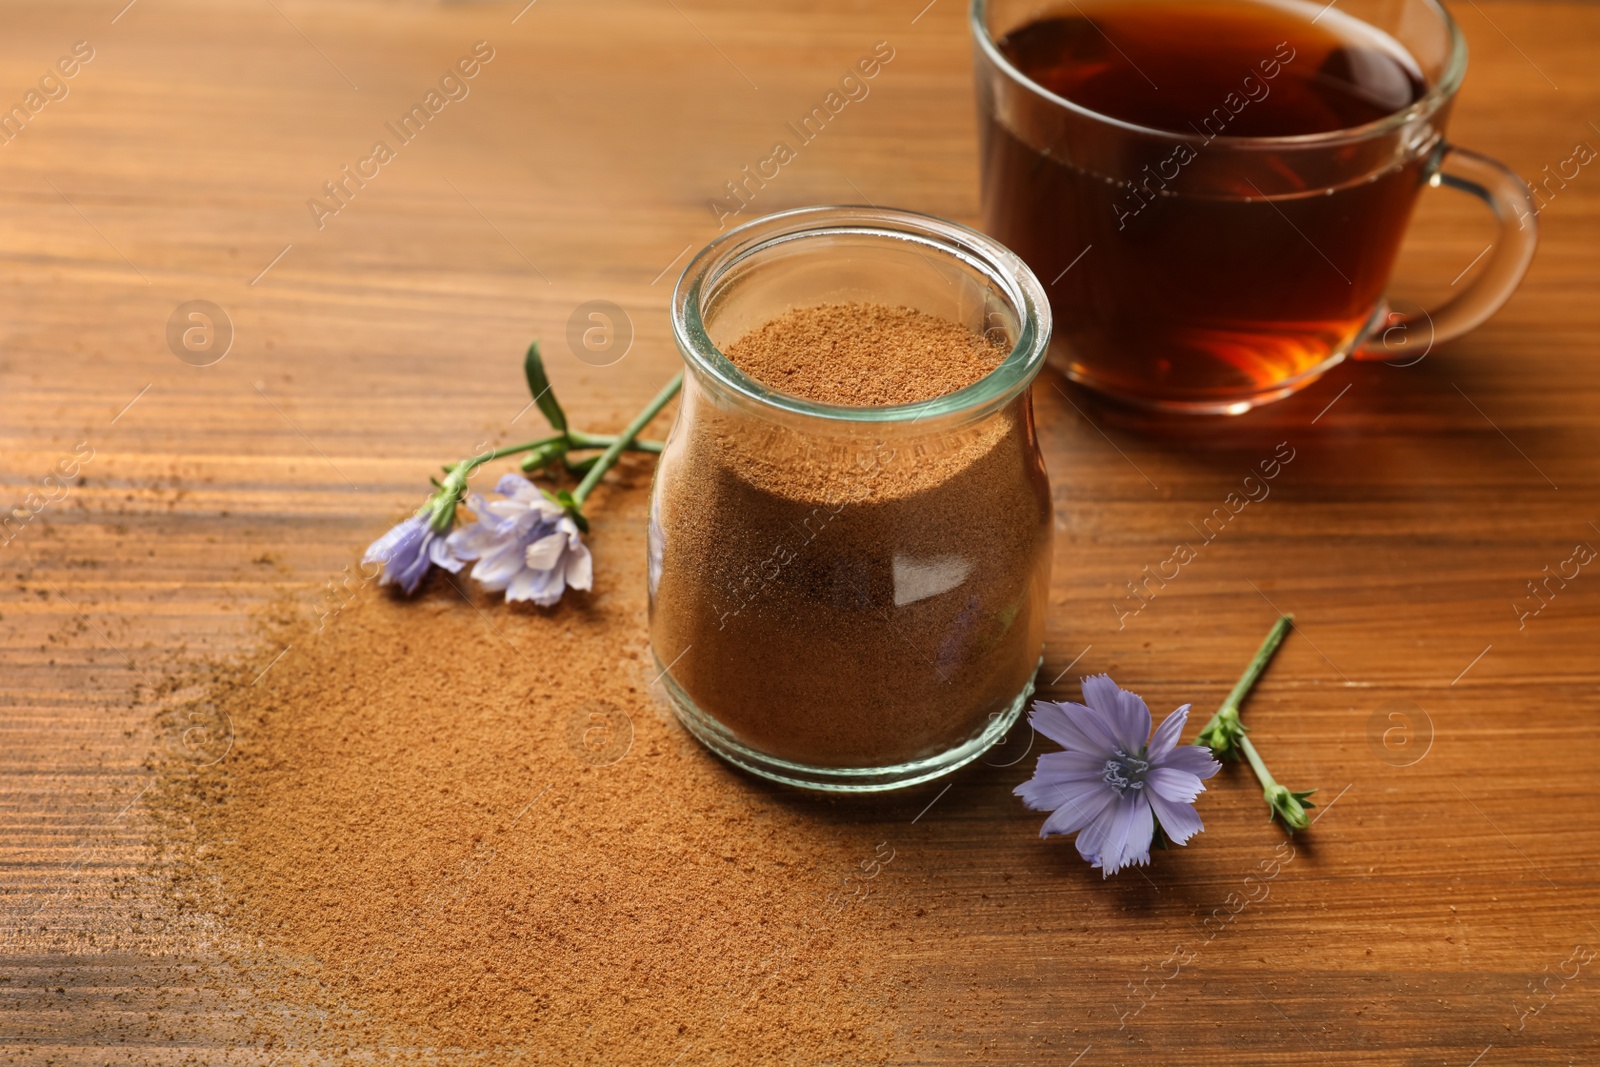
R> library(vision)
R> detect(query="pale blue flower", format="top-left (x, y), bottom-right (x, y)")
top-left (362, 514), bottom-right (463, 595)
top-left (1016, 674), bottom-right (1220, 876)
top-left (448, 473), bottom-right (592, 606)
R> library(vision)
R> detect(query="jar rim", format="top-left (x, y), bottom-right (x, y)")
top-left (670, 206), bottom-right (1053, 425)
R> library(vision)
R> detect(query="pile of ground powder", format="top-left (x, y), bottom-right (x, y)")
top-left (149, 469), bottom-right (917, 1064)
top-left (726, 302), bottom-right (1007, 406)
top-left (649, 302), bottom-right (1052, 770)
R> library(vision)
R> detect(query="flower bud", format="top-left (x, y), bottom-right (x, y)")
top-left (1197, 707), bottom-right (1246, 760)
top-left (1264, 784), bottom-right (1315, 831)
top-left (519, 440), bottom-right (568, 473)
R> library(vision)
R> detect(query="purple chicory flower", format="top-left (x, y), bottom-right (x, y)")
top-left (447, 473), bottom-right (592, 606)
top-left (1016, 674), bottom-right (1220, 877)
top-left (362, 513), bottom-right (463, 595)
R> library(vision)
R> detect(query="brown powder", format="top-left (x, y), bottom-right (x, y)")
top-left (649, 304), bottom-right (1053, 771)
top-left (149, 465), bottom-right (915, 1064)
top-left (725, 302), bottom-right (1006, 406)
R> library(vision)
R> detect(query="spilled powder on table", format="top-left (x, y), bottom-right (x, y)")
top-left (147, 478), bottom-right (920, 1064)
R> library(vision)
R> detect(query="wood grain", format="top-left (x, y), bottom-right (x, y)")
top-left (2, 0), bottom-right (1598, 1063)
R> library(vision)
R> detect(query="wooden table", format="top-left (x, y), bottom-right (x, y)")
top-left (3, 0), bottom-right (1597, 1063)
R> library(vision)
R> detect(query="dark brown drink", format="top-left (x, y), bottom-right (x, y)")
top-left (979, 0), bottom-right (1433, 408)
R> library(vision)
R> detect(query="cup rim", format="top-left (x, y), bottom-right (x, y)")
top-left (671, 205), bottom-right (1053, 426)
top-left (969, 0), bottom-right (1468, 149)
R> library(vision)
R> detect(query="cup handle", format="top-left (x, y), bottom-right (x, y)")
top-left (1355, 144), bottom-right (1538, 362)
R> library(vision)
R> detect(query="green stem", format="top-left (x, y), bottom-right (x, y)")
top-left (427, 380), bottom-right (681, 533)
top-left (1237, 734), bottom-right (1276, 793)
top-left (445, 433), bottom-right (662, 474)
top-left (568, 431), bottom-right (662, 454)
top-left (571, 373), bottom-right (683, 509)
top-left (1195, 614), bottom-right (1315, 832)
top-left (1199, 613), bottom-right (1293, 737)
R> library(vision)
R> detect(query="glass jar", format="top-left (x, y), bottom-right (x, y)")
top-left (650, 206), bottom-right (1053, 792)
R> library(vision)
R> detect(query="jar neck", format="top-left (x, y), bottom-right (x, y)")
top-left (671, 206), bottom-right (1052, 433)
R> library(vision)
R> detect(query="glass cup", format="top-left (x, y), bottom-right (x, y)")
top-left (972, 0), bottom-right (1538, 414)
top-left (651, 206), bottom-right (1054, 792)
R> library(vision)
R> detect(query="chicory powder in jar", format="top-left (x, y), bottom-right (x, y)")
top-left (650, 207), bottom-right (1054, 792)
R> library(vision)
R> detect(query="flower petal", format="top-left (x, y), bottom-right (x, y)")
top-left (483, 498), bottom-right (538, 522)
top-left (1040, 749), bottom-right (1111, 776)
top-left (470, 541), bottom-right (526, 591)
top-left (1108, 796), bottom-right (1156, 876)
top-left (1148, 704), bottom-right (1192, 759)
top-left (494, 472), bottom-right (537, 498)
top-left (1072, 798), bottom-right (1118, 864)
top-left (505, 565), bottom-right (555, 603)
top-left (1162, 744), bottom-right (1223, 780)
top-left (524, 531), bottom-right (568, 571)
top-left (525, 566), bottom-right (567, 607)
top-left (1013, 751), bottom-right (1109, 811)
top-left (1076, 794), bottom-right (1153, 875)
top-left (396, 553), bottom-right (437, 593)
top-left (1148, 788), bottom-right (1206, 846)
top-left (364, 517), bottom-right (439, 594)
top-left (1028, 699), bottom-right (1119, 757)
top-left (1146, 766), bottom-right (1205, 805)
top-left (447, 517), bottom-right (502, 560)
top-left (1081, 675), bottom-right (1153, 753)
top-left (1038, 785), bottom-right (1116, 839)
top-left (496, 474), bottom-right (563, 518)
top-left (363, 515), bottom-right (422, 566)
top-left (1078, 674), bottom-right (1121, 721)
top-left (457, 492), bottom-right (498, 529)
top-left (427, 529), bottom-right (464, 573)
top-left (564, 538), bottom-right (593, 592)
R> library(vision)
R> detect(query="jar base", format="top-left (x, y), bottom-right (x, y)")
top-left (653, 655), bottom-right (1039, 793)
